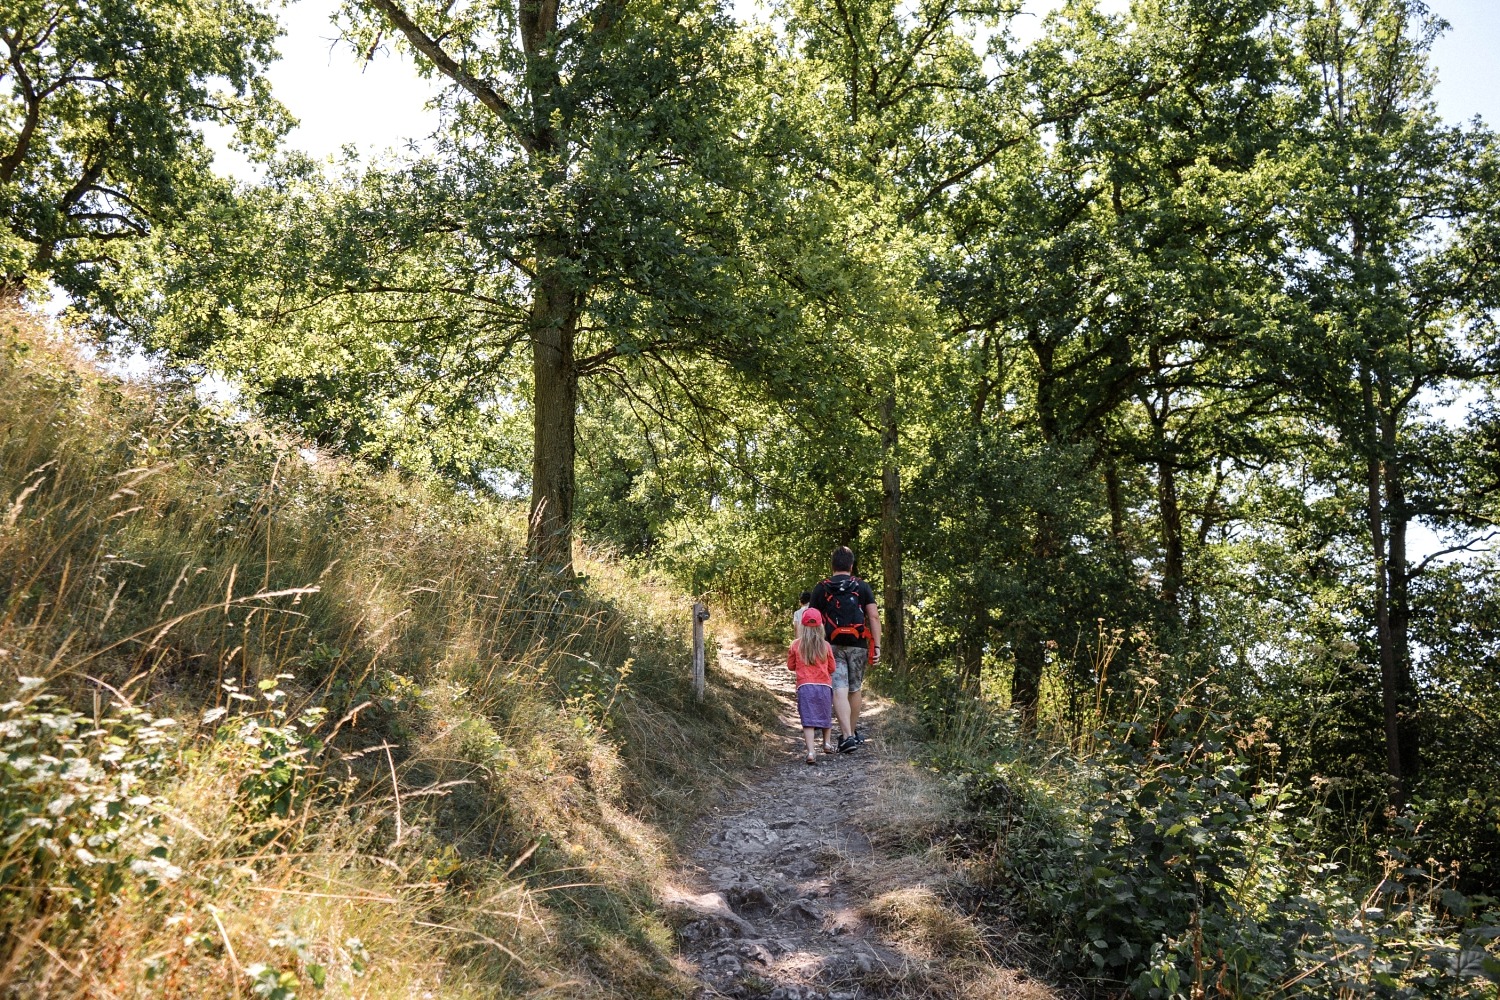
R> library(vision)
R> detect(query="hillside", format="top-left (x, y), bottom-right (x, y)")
top-left (9, 0), bottom-right (1500, 995)
top-left (3, 295), bottom-right (1499, 998)
top-left (0, 307), bottom-right (790, 997)
top-left (1, 308), bottom-right (1091, 1000)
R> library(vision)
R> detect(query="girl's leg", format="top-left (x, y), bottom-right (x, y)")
top-left (803, 727), bottom-right (817, 760)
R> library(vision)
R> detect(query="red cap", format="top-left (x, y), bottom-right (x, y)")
top-left (800, 608), bottom-right (823, 627)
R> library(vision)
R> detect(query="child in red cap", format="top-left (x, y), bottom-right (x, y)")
top-left (788, 608), bottom-right (836, 763)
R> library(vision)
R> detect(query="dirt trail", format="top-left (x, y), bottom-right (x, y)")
top-left (663, 643), bottom-right (1057, 1000)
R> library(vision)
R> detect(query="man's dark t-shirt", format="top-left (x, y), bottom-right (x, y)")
top-left (809, 574), bottom-right (877, 646)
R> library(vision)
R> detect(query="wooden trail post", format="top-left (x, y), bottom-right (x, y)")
top-left (692, 601), bottom-right (709, 702)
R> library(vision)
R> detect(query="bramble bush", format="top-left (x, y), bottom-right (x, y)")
top-left (0, 679), bottom-right (180, 939)
top-left (1068, 708), bottom-right (1500, 998)
top-left (0, 672), bottom-right (342, 990)
top-left (931, 690), bottom-right (1500, 997)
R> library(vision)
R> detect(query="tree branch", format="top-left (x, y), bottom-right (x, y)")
top-left (1406, 530), bottom-right (1499, 579)
top-left (364, 0), bottom-right (535, 153)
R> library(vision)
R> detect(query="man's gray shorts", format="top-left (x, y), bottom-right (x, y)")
top-left (830, 645), bottom-right (868, 693)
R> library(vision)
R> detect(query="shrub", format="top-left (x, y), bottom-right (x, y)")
top-left (0, 681), bottom-right (180, 951)
top-left (932, 691), bottom-right (1500, 997)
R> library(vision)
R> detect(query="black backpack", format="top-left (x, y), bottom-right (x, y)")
top-left (820, 576), bottom-right (868, 646)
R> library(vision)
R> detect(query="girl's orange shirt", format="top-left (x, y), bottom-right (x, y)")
top-left (787, 646), bottom-right (834, 687)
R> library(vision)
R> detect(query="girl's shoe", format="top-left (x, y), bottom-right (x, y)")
top-left (805, 754), bottom-right (818, 765)
top-left (822, 743), bottom-right (837, 754)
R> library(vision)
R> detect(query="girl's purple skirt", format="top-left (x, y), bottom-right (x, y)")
top-left (796, 683), bottom-right (833, 728)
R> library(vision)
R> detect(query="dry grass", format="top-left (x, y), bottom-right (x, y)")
top-left (0, 307), bottom-right (779, 998)
top-left (857, 762), bottom-right (965, 851)
top-left (864, 886), bottom-right (983, 959)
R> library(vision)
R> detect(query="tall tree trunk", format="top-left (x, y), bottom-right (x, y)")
top-left (1380, 402), bottom-right (1418, 785)
top-left (879, 392), bottom-right (906, 676)
top-left (1146, 348), bottom-right (1183, 610)
top-left (528, 263), bottom-right (579, 575)
top-left (1104, 456), bottom-right (1126, 551)
top-left (1011, 511), bottom-right (1055, 729)
top-left (833, 485), bottom-right (855, 550)
top-left (1011, 625), bottom-right (1043, 729)
top-left (1157, 456), bottom-right (1184, 609)
top-left (1015, 339), bottom-right (1057, 729)
top-left (1361, 365), bottom-right (1404, 803)
top-left (958, 629), bottom-right (983, 695)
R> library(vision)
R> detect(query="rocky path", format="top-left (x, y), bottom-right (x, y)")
top-left (663, 644), bottom-right (1056, 1000)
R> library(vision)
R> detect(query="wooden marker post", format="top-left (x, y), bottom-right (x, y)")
top-left (692, 601), bottom-right (709, 702)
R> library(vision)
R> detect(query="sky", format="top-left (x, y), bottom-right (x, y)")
top-left (211, 0), bottom-right (1500, 179)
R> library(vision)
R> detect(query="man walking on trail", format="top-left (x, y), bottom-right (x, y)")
top-left (809, 546), bottom-right (880, 753)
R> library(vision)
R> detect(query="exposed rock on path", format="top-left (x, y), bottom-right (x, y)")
top-left (664, 643), bottom-right (1057, 1000)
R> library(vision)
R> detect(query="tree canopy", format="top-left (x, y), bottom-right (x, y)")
top-left (7, 0), bottom-right (1500, 989)
top-left (1, 0), bottom-right (285, 297)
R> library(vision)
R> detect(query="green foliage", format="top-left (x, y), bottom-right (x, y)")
top-left (215, 676), bottom-right (326, 825)
top-left (9, 0), bottom-right (1500, 991)
top-left (0, 668), bottom-right (385, 996)
top-left (0, 0), bottom-right (287, 295)
top-left (0, 684), bottom-right (179, 935)
top-left (1067, 709), bottom-right (1272, 983)
top-left (933, 692), bottom-right (1500, 998)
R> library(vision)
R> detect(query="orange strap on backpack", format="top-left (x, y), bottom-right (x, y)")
top-left (829, 624), bottom-right (867, 643)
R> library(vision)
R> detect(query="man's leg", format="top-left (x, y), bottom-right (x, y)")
top-left (830, 655), bottom-right (853, 739)
top-left (846, 646), bottom-right (868, 737)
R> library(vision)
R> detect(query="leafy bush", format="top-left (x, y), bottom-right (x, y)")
top-left (0, 680), bottom-right (180, 944)
top-left (934, 694), bottom-right (1500, 997)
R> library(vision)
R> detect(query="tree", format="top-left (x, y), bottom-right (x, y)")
top-left (101, 158), bottom-right (537, 482)
top-left (929, 0), bottom-right (1290, 716)
top-left (0, 0), bottom-right (284, 298)
top-left (327, 0), bottom-right (818, 573)
top-left (771, 0), bottom-right (1022, 672)
top-left (1272, 0), bottom-right (1500, 801)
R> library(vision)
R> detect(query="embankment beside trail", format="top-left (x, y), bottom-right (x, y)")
top-left (0, 308), bottom-right (781, 999)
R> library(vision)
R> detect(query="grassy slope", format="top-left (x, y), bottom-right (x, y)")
top-left (0, 306), bottom-right (781, 998)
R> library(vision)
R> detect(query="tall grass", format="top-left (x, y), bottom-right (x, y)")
top-left (0, 307), bottom-right (779, 998)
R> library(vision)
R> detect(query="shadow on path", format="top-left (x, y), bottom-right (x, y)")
top-left (662, 643), bottom-right (1060, 1000)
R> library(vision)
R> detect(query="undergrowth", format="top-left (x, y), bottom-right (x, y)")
top-left (0, 307), bottom-right (780, 998)
top-left (881, 663), bottom-right (1500, 999)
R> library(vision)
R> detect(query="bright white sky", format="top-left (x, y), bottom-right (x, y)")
top-left (211, 0), bottom-right (1500, 180)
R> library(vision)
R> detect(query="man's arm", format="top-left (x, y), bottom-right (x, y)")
top-left (865, 602), bottom-right (881, 662)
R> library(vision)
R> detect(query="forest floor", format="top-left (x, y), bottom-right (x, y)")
top-left (661, 641), bottom-right (1062, 1000)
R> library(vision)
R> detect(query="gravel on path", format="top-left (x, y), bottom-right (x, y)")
top-left (662, 642), bottom-right (1056, 1000)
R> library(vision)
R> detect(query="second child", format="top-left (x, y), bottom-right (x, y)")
top-left (788, 608), bottom-right (837, 764)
